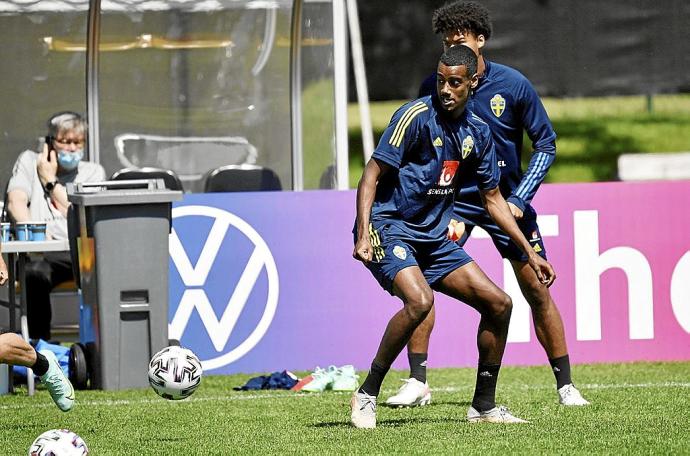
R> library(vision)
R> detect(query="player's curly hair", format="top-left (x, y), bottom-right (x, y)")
top-left (432, 1), bottom-right (492, 41)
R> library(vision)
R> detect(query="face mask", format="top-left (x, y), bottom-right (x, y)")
top-left (57, 149), bottom-right (83, 171)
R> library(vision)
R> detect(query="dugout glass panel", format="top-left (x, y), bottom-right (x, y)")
top-left (0, 2), bottom-right (89, 193)
top-left (96, 1), bottom-right (295, 192)
top-left (300, 0), bottom-right (338, 190)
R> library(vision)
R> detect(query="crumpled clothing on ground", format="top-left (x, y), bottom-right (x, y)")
top-left (233, 370), bottom-right (298, 391)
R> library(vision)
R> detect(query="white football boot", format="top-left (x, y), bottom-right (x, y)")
top-left (558, 384), bottom-right (590, 406)
top-left (39, 350), bottom-right (75, 412)
top-left (351, 391), bottom-right (377, 429)
top-left (384, 378), bottom-right (431, 407)
top-left (467, 405), bottom-right (529, 423)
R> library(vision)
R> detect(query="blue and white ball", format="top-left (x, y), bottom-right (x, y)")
top-left (29, 429), bottom-right (88, 455)
top-left (148, 346), bottom-right (202, 400)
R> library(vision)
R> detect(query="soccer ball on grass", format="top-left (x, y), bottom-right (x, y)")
top-left (29, 429), bottom-right (88, 455)
top-left (148, 345), bottom-right (202, 400)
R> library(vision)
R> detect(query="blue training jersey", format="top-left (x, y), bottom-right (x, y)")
top-left (369, 96), bottom-right (500, 241)
top-left (419, 59), bottom-right (556, 211)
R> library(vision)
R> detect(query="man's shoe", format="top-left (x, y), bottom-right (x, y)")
top-left (38, 350), bottom-right (74, 412)
top-left (301, 365), bottom-right (337, 392)
top-left (558, 384), bottom-right (590, 406)
top-left (331, 365), bottom-right (359, 392)
top-left (467, 405), bottom-right (528, 423)
top-left (350, 391), bottom-right (376, 429)
top-left (384, 378), bottom-right (431, 407)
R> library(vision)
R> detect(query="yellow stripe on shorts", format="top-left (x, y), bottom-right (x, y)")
top-left (369, 224), bottom-right (385, 261)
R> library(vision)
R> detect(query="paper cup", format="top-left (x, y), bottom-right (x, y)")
top-left (14, 222), bottom-right (30, 241)
top-left (29, 222), bottom-right (47, 241)
top-left (0, 223), bottom-right (10, 242)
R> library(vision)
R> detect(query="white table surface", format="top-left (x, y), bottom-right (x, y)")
top-left (2, 239), bottom-right (69, 254)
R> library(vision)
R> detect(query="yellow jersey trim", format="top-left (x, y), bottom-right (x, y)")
top-left (389, 102), bottom-right (428, 148)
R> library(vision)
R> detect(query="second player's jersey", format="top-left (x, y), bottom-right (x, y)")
top-left (370, 96), bottom-right (500, 241)
top-left (419, 59), bottom-right (556, 210)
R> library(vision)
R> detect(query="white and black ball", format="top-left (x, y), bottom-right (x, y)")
top-left (148, 346), bottom-right (202, 400)
top-left (29, 429), bottom-right (88, 456)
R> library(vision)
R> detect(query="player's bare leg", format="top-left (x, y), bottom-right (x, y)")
top-left (511, 260), bottom-right (567, 357)
top-left (0, 332), bottom-right (37, 366)
top-left (408, 307), bottom-right (434, 354)
top-left (385, 307), bottom-right (435, 407)
top-left (0, 333), bottom-right (74, 411)
top-left (352, 266), bottom-right (434, 428)
top-left (511, 260), bottom-right (589, 405)
top-left (436, 261), bottom-right (527, 423)
top-left (437, 262), bottom-right (511, 364)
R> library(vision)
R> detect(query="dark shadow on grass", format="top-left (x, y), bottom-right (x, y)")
top-left (4, 423), bottom-right (47, 431)
top-left (380, 399), bottom-right (471, 409)
top-left (313, 416), bottom-right (460, 429)
top-left (152, 437), bottom-right (186, 442)
top-left (426, 399), bottom-right (472, 407)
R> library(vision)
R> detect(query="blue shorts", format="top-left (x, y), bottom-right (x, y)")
top-left (455, 200), bottom-right (547, 262)
top-left (359, 222), bottom-right (473, 294)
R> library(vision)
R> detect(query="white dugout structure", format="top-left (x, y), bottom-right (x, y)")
top-left (0, 0), bottom-right (372, 193)
top-left (0, 0), bottom-right (375, 337)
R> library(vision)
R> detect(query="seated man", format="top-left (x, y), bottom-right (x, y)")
top-left (6, 111), bottom-right (105, 340)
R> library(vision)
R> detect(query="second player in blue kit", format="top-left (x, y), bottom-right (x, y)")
top-left (388, 1), bottom-right (590, 409)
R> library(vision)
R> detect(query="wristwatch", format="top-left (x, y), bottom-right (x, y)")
top-left (44, 180), bottom-right (59, 192)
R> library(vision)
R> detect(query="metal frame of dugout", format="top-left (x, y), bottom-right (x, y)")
top-left (66, 179), bottom-right (182, 390)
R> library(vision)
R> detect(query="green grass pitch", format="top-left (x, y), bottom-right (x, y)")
top-left (2, 361), bottom-right (688, 454)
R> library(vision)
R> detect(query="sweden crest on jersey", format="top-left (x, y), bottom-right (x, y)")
top-left (490, 94), bottom-right (506, 117)
top-left (461, 135), bottom-right (474, 159)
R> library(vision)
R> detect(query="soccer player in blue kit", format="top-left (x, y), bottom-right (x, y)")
top-left (351, 45), bottom-right (555, 429)
top-left (386, 1), bottom-right (589, 409)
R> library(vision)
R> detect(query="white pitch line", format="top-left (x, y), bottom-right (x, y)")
top-left (430, 381), bottom-right (690, 393)
top-left (0, 381), bottom-right (688, 412)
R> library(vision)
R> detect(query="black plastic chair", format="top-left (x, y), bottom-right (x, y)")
top-left (110, 167), bottom-right (184, 191)
top-left (203, 165), bottom-right (282, 193)
top-left (319, 165), bottom-right (336, 189)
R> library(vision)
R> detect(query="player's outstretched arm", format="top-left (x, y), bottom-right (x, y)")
top-left (480, 186), bottom-right (556, 286)
top-left (353, 158), bottom-right (391, 264)
top-left (508, 78), bottom-right (556, 213)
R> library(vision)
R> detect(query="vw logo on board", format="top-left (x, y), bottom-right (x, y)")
top-left (168, 205), bottom-right (279, 371)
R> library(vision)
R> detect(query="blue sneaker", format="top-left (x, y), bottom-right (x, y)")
top-left (331, 365), bottom-right (359, 392)
top-left (38, 350), bottom-right (74, 412)
top-left (302, 365), bottom-right (338, 392)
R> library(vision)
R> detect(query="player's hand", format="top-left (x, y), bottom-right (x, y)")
top-left (508, 202), bottom-right (524, 220)
top-left (353, 236), bottom-right (373, 264)
top-left (528, 254), bottom-right (556, 287)
top-left (0, 258), bottom-right (8, 286)
top-left (37, 142), bottom-right (58, 186)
